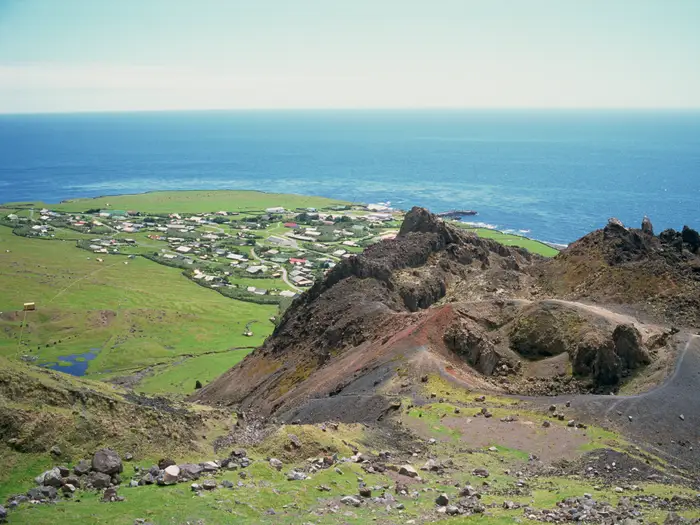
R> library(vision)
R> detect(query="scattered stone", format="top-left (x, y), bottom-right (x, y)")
top-left (287, 470), bottom-right (306, 481)
top-left (221, 480), bottom-right (234, 488)
top-left (475, 395), bottom-right (486, 402)
top-left (0, 505), bottom-right (6, 522)
top-left (341, 495), bottom-right (361, 507)
top-left (49, 445), bottom-right (62, 457)
top-left (436, 493), bottom-right (449, 506)
top-left (359, 487), bottom-right (372, 498)
top-left (288, 434), bottom-right (302, 449)
top-left (488, 446), bottom-right (498, 452)
top-left (421, 375), bottom-right (428, 382)
top-left (542, 421), bottom-right (551, 428)
top-left (549, 404), bottom-right (557, 412)
top-left (190, 483), bottom-right (201, 492)
top-left (269, 458), bottom-right (283, 471)
top-left (317, 485), bottom-right (331, 492)
top-left (679, 414), bottom-right (685, 421)
top-left (124, 453), bottom-right (133, 461)
top-left (428, 438), bottom-right (437, 445)
top-left (202, 479), bottom-right (217, 490)
top-left (129, 480), bottom-right (139, 488)
top-left (615, 486), bottom-right (624, 493)
top-left (446, 505), bottom-right (461, 515)
top-left (57, 466), bottom-right (70, 477)
top-left (473, 468), bottom-right (489, 478)
top-left (102, 487), bottom-right (120, 502)
top-left (567, 420), bottom-right (576, 427)
top-left (628, 416), bottom-right (633, 422)
top-left (93, 449), bottom-right (123, 475)
top-left (62, 484), bottom-right (76, 494)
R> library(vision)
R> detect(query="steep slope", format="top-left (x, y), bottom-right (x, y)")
top-left (191, 208), bottom-right (537, 417)
top-left (192, 210), bottom-right (698, 423)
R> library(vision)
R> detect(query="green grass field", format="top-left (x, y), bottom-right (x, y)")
top-left (455, 224), bottom-right (560, 257)
top-left (4, 190), bottom-right (348, 215)
top-left (0, 225), bottom-right (275, 384)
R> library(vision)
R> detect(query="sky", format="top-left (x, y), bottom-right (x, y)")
top-left (0, 0), bottom-right (699, 113)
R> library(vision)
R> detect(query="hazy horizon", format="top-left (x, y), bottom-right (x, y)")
top-left (1, 0), bottom-right (699, 114)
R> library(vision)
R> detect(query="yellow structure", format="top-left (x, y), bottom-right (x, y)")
top-left (23, 302), bottom-right (36, 311)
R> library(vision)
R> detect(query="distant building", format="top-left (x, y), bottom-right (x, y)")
top-left (283, 222), bottom-right (297, 228)
top-left (266, 207), bottom-right (286, 214)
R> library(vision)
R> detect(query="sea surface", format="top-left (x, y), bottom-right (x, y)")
top-left (1, 109), bottom-right (699, 244)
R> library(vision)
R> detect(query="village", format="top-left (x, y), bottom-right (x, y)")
top-left (1, 202), bottom-right (402, 308)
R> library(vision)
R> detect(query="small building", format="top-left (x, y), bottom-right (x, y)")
top-left (23, 302), bottom-right (36, 311)
top-left (289, 258), bottom-right (307, 265)
top-left (266, 207), bottom-right (286, 214)
top-left (175, 245), bottom-right (192, 253)
top-left (279, 290), bottom-right (297, 298)
top-left (283, 222), bottom-right (298, 228)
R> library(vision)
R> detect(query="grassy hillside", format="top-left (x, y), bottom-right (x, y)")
top-left (0, 225), bottom-right (275, 390)
top-left (455, 224), bottom-right (560, 257)
top-left (4, 190), bottom-right (349, 214)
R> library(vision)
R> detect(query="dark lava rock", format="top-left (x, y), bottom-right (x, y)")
top-left (641, 216), bottom-right (654, 236)
top-left (74, 459), bottom-right (91, 476)
top-left (682, 226), bottom-right (700, 253)
top-left (157, 458), bottom-right (175, 470)
top-left (92, 449), bottom-right (123, 475)
top-left (88, 472), bottom-right (112, 490)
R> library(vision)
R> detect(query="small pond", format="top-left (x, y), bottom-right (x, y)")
top-left (39, 348), bottom-right (100, 377)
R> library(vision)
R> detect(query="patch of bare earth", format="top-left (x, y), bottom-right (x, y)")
top-left (442, 416), bottom-right (590, 463)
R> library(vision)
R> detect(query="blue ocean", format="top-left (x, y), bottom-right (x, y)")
top-left (1, 110), bottom-right (698, 244)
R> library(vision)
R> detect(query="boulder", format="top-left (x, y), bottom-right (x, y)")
top-left (269, 458), bottom-right (283, 471)
top-left (40, 486), bottom-right (57, 499)
top-left (57, 466), bottom-right (70, 477)
top-left (398, 465), bottom-right (418, 478)
top-left (102, 487), bottom-right (120, 502)
top-left (200, 461), bottom-right (219, 472)
top-left (62, 484), bottom-right (76, 494)
top-left (139, 472), bottom-right (157, 485)
top-left (202, 479), bottom-right (217, 490)
top-left (641, 216), bottom-right (654, 235)
top-left (287, 434), bottom-right (302, 450)
top-left (160, 465), bottom-right (180, 485)
top-left (436, 493), bottom-right (449, 506)
top-left (178, 463), bottom-right (203, 480)
top-left (0, 505), bottom-right (6, 522)
top-left (26, 488), bottom-right (44, 500)
top-left (92, 449), bottom-right (123, 475)
top-left (286, 470), bottom-right (306, 481)
top-left (607, 217), bottom-right (626, 229)
top-left (472, 468), bottom-right (489, 478)
top-left (88, 471), bottom-right (112, 490)
top-left (49, 445), bottom-right (62, 457)
top-left (74, 459), bottom-right (91, 476)
top-left (36, 467), bottom-right (62, 488)
top-left (359, 487), bottom-right (372, 498)
top-left (340, 495), bottom-right (361, 507)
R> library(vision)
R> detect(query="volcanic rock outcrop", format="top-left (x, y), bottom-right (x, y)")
top-left (192, 209), bottom-right (698, 421)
